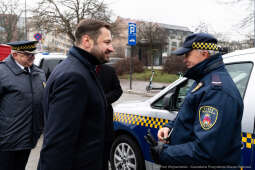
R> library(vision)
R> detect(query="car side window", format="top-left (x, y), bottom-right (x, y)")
top-left (151, 62), bottom-right (253, 111)
top-left (225, 62), bottom-right (253, 98)
top-left (174, 79), bottom-right (194, 109)
top-left (40, 59), bottom-right (64, 80)
top-left (152, 79), bottom-right (194, 111)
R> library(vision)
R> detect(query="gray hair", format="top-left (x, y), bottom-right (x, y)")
top-left (198, 49), bottom-right (219, 56)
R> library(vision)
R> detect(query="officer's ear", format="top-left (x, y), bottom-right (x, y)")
top-left (12, 52), bottom-right (18, 58)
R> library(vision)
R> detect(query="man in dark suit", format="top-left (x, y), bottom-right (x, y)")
top-left (96, 64), bottom-right (123, 170)
top-left (37, 19), bottom-right (115, 170)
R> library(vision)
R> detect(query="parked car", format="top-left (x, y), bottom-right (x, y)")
top-left (111, 48), bottom-right (255, 170)
top-left (34, 52), bottom-right (67, 80)
top-left (107, 57), bottom-right (124, 67)
top-left (0, 44), bottom-right (11, 61)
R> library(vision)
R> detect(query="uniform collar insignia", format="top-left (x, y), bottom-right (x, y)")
top-left (43, 82), bottom-right (46, 88)
top-left (191, 82), bottom-right (203, 93)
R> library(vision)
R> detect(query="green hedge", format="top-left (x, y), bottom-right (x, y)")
top-left (119, 69), bottom-right (179, 83)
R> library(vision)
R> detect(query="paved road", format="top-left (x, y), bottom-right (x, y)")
top-left (26, 92), bottom-right (151, 170)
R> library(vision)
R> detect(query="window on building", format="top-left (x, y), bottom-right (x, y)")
top-left (172, 41), bottom-right (177, 47)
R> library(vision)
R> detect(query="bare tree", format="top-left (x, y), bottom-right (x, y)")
top-left (32, 0), bottom-right (112, 43)
top-left (0, 0), bottom-right (25, 43)
top-left (213, 32), bottom-right (229, 41)
top-left (192, 21), bottom-right (209, 33)
top-left (216, 0), bottom-right (253, 36)
top-left (137, 21), bottom-right (168, 69)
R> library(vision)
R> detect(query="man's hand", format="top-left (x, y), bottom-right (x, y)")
top-left (157, 127), bottom-right (171, 143)
top-left (144, 129), bottom-right (164, 164)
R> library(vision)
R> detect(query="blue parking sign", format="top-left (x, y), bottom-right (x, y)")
top-left (128, 35), bottom-right (136, 46)
top-left (128, 23), bottom-right (136, 46)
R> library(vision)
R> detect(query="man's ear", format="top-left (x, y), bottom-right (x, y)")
top-left (12, 52), bottom-right (17, 58)
top-left (81, 35), bottom-right (93, 49)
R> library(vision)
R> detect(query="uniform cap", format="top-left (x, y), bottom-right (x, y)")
top-left (7, 40), bottom-right (38, 53)
top-left (172, 33), bottom-right (218, 55)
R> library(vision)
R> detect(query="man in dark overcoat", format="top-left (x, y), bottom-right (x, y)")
top-left (0, 41), bottom-right (46, 170)
top-left (37, 19), bottom-right (115, 170)
top-left (96, 64), bottom-right (123, 170)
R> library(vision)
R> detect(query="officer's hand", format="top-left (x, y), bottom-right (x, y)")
top-left (144, 129), bottom-right (165, 164)
top-left (150, 142), bottom-right (164, 164)
top-left (157, 127), bottom-right (170, 143)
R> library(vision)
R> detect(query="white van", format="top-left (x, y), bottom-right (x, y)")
top-left (111, 48), bottom-right (255, 170)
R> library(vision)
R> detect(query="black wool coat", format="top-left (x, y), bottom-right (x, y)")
top-left (38, 46), bottom-right (107, 170)
top-left (96, 64), bottom-right (123, 141)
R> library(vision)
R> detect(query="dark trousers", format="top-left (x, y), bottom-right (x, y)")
top-left (0, 150), bottom-right (31, 170)
top-left (103, 139), bottom-right (113, 170)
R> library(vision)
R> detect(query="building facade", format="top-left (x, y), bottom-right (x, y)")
top-left (26, 17), bottom-right (72, 53)
top-left (111, 17), bottom-right (192, 66)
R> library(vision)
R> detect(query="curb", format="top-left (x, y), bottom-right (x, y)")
top-left (123, 90), bottom-right (156, 97)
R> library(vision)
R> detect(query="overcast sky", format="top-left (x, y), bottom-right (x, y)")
top-left (26, 0), bottom-right (253, 41)
top-left (104, 0), bottom-right (252, 41)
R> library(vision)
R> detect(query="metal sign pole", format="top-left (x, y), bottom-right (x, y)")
top-left (128, 22), bottom-right (136, 90)
top-left (130, 46), bottom-right (133, 90)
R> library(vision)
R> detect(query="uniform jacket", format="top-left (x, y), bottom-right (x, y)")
top-left (160, 54), bottom-right (243, 166)
top-left (96, 64), bottom-right (123, 141)
top-left (38, 46), bottom-right (107, 170)
top-left (0, 55), bottom-right (45, 151)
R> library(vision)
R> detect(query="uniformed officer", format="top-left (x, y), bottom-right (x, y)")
top-left (0, 41), bottom-right (46, 170)
top-left (147, 33), bottom-right (243, 169)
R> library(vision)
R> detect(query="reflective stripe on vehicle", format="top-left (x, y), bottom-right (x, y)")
top-left (113, 112), bottom-right (169, 129)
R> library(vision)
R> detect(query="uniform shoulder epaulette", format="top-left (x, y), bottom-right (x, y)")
top-left (33, 64), bottom-right (40, 69)
top-left (32, 65), bottom-right (44, 73)
top-left (211, 74), bottom-right (222, 87)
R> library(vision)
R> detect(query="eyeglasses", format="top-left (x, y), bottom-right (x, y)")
top-left (17, 52), bottom-right (35, 57)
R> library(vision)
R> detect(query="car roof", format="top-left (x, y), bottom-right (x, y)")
top-left (34, 52), bottom-right (67, 66)
top-left (223, 48), bottom-right (255, 63)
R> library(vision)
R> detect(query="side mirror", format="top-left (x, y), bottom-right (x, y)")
top-left (162, 93), bottom-right (172, 110)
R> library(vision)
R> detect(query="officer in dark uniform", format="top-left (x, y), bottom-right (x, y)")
top-left (0, 41), bottom-right (46, 170)
top-left (146, 33), bottom-right (243, 169)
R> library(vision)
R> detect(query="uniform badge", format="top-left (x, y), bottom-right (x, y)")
top-left (199, 106), bottom-right (218, 130)
top-left (43, 82), bottom-right (46, 88)
top-left (191, 82), bottom-right (203, 93)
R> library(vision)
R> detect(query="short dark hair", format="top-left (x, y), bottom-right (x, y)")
top-left (75, 19), bottom-right (111, 45)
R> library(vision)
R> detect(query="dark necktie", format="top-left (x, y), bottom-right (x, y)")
top-left (24, 67), bottom-right (29, 73)
top-left (95, 65), bottom-right (101, 74)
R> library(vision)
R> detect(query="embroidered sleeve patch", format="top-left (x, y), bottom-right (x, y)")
top-left (199, 106), bottom-right (218, 130)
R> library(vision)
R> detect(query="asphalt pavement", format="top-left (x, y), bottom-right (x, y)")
top-left (26, 79), bottom-right (169, 170)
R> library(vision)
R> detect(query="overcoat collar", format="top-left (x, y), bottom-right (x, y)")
top-left (4, 55), bottom-right (42, 75)
top-left (184, 53), bottom-right (224, 82)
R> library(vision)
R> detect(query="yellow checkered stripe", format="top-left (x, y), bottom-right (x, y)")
top-left (13, 44), bottom-right (36, 51)
top-left (113, 112), bottom-right (169, 129)
top-left (192, 42), bottom-right (218, 51)
top-left (242, 132), bottom-right (254, 149)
